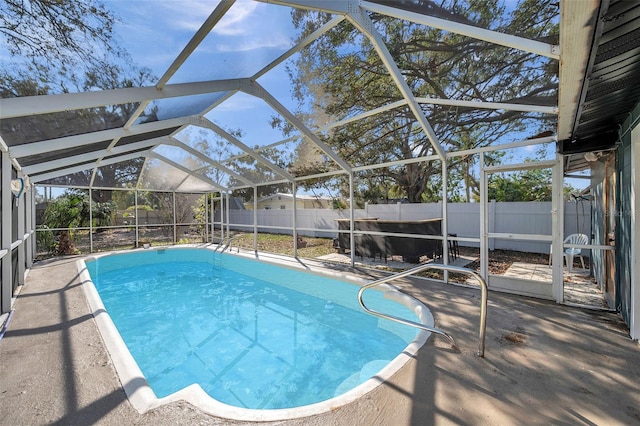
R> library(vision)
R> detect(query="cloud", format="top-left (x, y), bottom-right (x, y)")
top-left (157, 0), bottom-right (214, 32)
top-left (211, 93), bottom-right (265, 112)
top-left (212, 0), bottom-right (260, 36)
top-left (214, 35), bottom-right (291, 52)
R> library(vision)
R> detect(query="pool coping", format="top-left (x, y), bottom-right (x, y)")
top-left (77, 245), bottom-right (433, 422)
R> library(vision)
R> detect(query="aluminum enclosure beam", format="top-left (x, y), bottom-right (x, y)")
top-left (252, 15), bottom-right (345, 80)
top-left (123, 0), bottom-right (237, 129)
top-left (258, 0), bottom-right (350, 14)
top-left (158, 1), bottom-right (236, 90)
top-left (22, 137), bottom-right (167, 175)
top-left (29, 151), bottom-right (148, 183)
top-left (0, 79), bottom-right (244, 119)
top-left (362, 1), bottom-right (560, 59)
top-left (220, 99), bottom-right (407, 165)
top-left (168, 139), bottom-right (256, 187)
top-left (347, 7), bottom-right (446, 160)
top-left (9, 117), bottom-right (190, 158)
top-left (218, 94), bottom-right (556, 168)
top-left (241, 80), bottom-right (352, 172)
top-left (0, 135), bottom-right (22, 170)
top-left (195, 117), bottom-right (295, 182)
top-left (415, 97), bottom-right (558, 114)
top-left (150, 153), bottom-right (228, 192)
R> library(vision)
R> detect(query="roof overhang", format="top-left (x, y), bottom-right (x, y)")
top-left (556, 0), bottom-right (602, 142)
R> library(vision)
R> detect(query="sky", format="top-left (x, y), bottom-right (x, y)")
top-left (96, 1), bottom-right (586, 193)
top-left (109, 0), bottom-right (299, 148)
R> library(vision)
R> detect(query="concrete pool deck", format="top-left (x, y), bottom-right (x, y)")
top-left (1, 254), bottom-right (640, 425)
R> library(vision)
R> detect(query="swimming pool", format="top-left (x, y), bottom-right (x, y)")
top-left (79, 247), bottom-right (432, 421)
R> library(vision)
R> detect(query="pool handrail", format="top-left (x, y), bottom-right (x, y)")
top-left (357, 263), bottom-right (488, 357)
top-left (213, 234), bottom-right (242, 253)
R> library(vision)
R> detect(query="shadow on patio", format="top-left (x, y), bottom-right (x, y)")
top-left (1, 255), bottom-right (638, 425)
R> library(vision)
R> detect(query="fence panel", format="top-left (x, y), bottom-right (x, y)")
top-left (225, 201), bottom-right (591, 254)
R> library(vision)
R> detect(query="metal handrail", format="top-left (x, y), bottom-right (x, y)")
top-left (357, 263), bottom-right (488, 357)
top-left (215, 234), bottom-right (242, 253)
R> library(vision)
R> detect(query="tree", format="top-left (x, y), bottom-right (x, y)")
top-left (1, 1), bottom-right (156, 203)
top-left (229, 146), bottom-right (293, 202)
top-left (1, 0), bottom-right (127, 93)
top-left (39, 189), bottom-right (112, 255)
top-left (488, 168), bottom-right (552, 202)
top-left (178, 125), bottom-right (292, 202)
top-left (284, 0), bottom-right (559, 202)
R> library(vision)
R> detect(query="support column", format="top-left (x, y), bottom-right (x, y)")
top-left (442, 160), bottom-right (449, 282)
top-left (205, 193), bottom-right (209, 243)
top-left (26, 184), bottom-right (33, 267)
top-left (134, 191), bottom-right (139, 248)
top-left (551, 153), bottom-right (564, 303)
top-left (17, 173), bottom-right (25, 286)
top-left (225, 192), bottom-right (230, 240)
top-left (349, 173), bottom-right (355, 267)
top-left (212, 194), bottom-right (216, 243)
top-left (220, 194), bottom-right (225, 243)
top-left (253, 187), bottom-right (258, 252)
top-left (488, 199), bottom-right (496, 251)
top-left (1, 151), bottom-right (13, 313)
top-left (89, 188), bottom-right (94, 253)
top-left (173, 192), bottom-right (177, 244)
top-left (479, 153), bottom-right (488, 280)
top-left (292, 182), bottom-right (298, 258)
top-left (31, 187), bottom-right (36, 261)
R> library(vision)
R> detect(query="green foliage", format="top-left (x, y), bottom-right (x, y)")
top-left (127, 204), bottom-right (153, 212)
top-left (40, 189), bottom-right (113, 255)
top-left (332, 198), bottom-right (349, 210)
top-left (0, 0), bottom-right (155, 95)
top-left (35, 225), bottom-right (55, 255)
top-left (193, 194), bottom-right (213, 230)
top-left (42, 190), bottom-right (91, 230)
top-left (1, 0), bottom-right (117, 70)
top-left (0, 0), bottom-right (156, 175)
top-left (488, 168), bottom-right (552, 202)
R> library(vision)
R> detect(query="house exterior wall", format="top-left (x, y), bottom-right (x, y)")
top-left (1, 155), bottom-right (34, 315)
top-left (616, 101), bottom-right (640, 337)
top-left (252, 195), bottom-right (333, 210)
top-left (632, 123), bottom-right (640, 340)
top-left (256, 197), bottom-right (297, 210)
top-left (590, 154), bottom-right (617, 306)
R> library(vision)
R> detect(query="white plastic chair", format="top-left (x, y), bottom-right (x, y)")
top-left (549, 233), bottom-right (589, 272)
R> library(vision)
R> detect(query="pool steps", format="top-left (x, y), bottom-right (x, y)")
top-left (334, 359), bottom-right (390, 397)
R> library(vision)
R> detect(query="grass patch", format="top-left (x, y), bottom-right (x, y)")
top-left (227, 232), bottom-right (335, 258)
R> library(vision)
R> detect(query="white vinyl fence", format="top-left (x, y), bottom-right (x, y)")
top-left (219, 201), bottom-right (591, 255)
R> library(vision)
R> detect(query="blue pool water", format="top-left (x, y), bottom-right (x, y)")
top-left (86, 248), bottom-right (420, 410)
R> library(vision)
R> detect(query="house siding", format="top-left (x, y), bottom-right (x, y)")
top-left (615, 101), bottom-right (640, 324)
